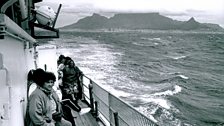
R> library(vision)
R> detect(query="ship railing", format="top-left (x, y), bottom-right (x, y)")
top-left (81, 75), bottom-right (158, 126)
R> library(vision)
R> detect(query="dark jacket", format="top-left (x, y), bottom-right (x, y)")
top-left (62, 66), bottom-right (82, 85)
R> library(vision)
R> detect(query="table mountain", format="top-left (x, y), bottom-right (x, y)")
top-left (62, 13), bottom-right (223, 31)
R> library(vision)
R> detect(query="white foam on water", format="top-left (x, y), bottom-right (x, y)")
top-left (138, 85), bottom-right (182, 110)
top-left (153, 38), bottom-right (161, 41)
top-left (154, 42), bottom-right (159, 45)
top-left (150, 98), bottom-right (171, 109)
top-left (173, 85), bottom-right (182, 94)
top-left (177, 74), bottom-right (189, 79)
top-left (171, 55), bottom-right (187, 60)
top-left (152, 85), bottom-right (182, 97)
top-left (135, 95), bottom-right (171, 109)
top-left (136, 106), bottom-right (159, 123)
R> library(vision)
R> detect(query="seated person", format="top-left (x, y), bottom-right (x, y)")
top-left (26, 69), bottom-right (72, 126)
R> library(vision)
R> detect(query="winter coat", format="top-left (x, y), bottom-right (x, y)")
top-left (26, 87), bottom-right (62, 126)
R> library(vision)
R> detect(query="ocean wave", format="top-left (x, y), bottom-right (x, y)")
top-left (129, 85), bottom-right (182, 114)
top-left (134, 85), bottom-right (182, 110)
top-left (126, 94), bottom-right (172, 110)
top-left (136, 106), bottom-right (159, 123)
top-left (132, 41), bottom-right (158, 47)
top-left (177, 74), bottom-right (189, 79)
top-left (136, 103), bottom-right (182, 126)
top-left (154, 74), bottom-right (189, 84)
top-left (56, 31), bottom-right (224, 126)
top-left (167, 55), bottom-right (187, 60)
top-left (133, 37), bottom-right (166, 47)
top-left (105, 85), bottom-right (133, 97)
top-left (140, 37), bottom-right (161, 41)
top-left (152, 85), bottom-right (182, 97)
top-left (166, 72), bottom-right (189, 80)
top-left (149, 98), bottom-right (171, 109)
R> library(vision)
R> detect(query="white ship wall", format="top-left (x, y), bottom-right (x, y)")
top-left (0, 37), bottom-right (34, 126)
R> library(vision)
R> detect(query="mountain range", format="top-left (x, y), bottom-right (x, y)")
top-left (61, 13), bottom-right (223, 31)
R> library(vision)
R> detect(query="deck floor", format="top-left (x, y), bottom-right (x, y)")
top-left (71, 100), bottom-right (101, 126)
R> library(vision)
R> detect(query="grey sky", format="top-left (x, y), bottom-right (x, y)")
top-left (36, 0), bottom-right (224, 28)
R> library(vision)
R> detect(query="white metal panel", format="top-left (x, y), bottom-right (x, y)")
top-left (37, 45), bottom-right (61, 99)
top-left (0, 36), bottom-right (34, 126)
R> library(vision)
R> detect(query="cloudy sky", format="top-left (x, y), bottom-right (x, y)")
top-left (36, 0), bottom-right (224, 28)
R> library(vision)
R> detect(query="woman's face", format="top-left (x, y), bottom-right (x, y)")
top-left (69, 60), bottom-right (75, 67)
top-left (43, 80), bottom-right (54, 91)
top-left (61, 58), bottom-right (66, 64)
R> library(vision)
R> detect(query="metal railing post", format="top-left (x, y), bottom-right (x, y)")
top-left (89, 81), bottom-right (94, 113)
top-left (114, 112), bottom-right (119, 126)
top-left (94, 101), bottom-right (99, 121)
top-left (80, 74), bottom-right (84, 100)
top-left (44, 64), bottom-right (47, 71)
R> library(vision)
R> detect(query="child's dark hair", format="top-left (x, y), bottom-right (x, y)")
top-left (32, 68), bottom-right (46, 87)
top-left (57, 55), bottom-right (65, 65)
top-left (27, 69), bottom-right (35, 81)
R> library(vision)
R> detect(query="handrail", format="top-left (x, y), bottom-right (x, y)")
top-left (80, 74), bottom-right (158, 126)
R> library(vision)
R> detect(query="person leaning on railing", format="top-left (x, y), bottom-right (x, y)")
top-left (61, 57), bottom-right (83, 104)
top-left (57, 55), bottom-right (66, 87)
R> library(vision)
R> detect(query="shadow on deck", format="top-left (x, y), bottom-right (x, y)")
top-left (71, 100), bottom-right (103, 126)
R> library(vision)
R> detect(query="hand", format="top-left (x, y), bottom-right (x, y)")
top-left (52, 112), bottom-right (62, 121)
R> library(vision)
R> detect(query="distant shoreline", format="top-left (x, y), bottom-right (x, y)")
top-left (59, 28), bottom-right (224, 34)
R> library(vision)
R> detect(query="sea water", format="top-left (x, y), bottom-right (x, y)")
top-left (50, 30), bottom-right (224, 126)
